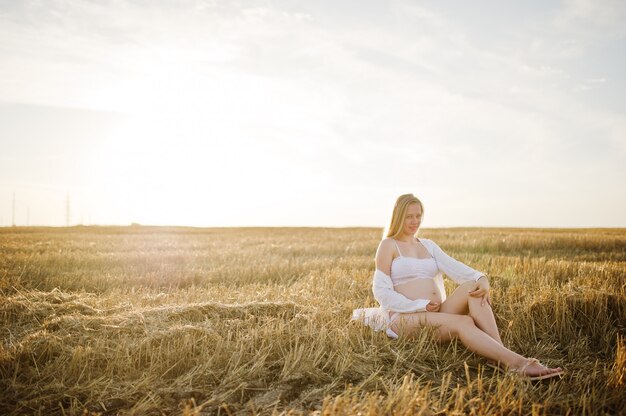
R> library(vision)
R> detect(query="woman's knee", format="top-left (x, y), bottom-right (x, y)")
top-left (467, 293), bottom-right (493, 310)
top-left (430, 314), bottom-right (474, 340)
top-left (450, 314), bottom-right (475, 335)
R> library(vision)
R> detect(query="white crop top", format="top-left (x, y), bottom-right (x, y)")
top-left (390, 239), bottom-right (439, 286)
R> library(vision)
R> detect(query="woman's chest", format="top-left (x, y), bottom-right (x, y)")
top-left (391, 257), bottom-right (438, 278)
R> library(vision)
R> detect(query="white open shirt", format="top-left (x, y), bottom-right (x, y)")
top-left (351, 238), bottom-right (485, 336)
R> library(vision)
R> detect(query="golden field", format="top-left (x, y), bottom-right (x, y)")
top-left (0, 226), bottom-right (624, 415)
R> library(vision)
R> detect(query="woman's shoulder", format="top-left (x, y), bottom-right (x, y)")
top-left (378, 237), bottom-right (395, 249)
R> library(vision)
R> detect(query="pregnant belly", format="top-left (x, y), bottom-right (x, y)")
top-left (394, 278), bottom-right (442, 303)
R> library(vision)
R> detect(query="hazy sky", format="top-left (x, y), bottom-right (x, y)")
top-left (1, 0), bottom-right (625, 227)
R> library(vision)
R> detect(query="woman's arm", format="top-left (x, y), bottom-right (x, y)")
top-left (428, 239), bottom-right (491, 306)
top-left (428, 239), bottom-right (486, 284)
top-left (375, 238), bottom-right (394, 276)
top-left (372, 269), bottom-right (431, 312)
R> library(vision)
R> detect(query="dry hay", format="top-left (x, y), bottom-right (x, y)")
top-left (1, 226), bottom-right (625, 415)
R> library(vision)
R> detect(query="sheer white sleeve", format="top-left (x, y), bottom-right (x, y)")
top-left (429, 241), bottom-right (484, 284)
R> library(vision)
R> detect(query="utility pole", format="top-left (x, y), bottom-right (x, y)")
top-left (66, 193), bottom-right (70, 227)
top-left (12, 192), bottom-right (16, 227)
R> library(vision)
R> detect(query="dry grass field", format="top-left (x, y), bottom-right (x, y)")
top-left (0, 226), bottom-right (624, 415)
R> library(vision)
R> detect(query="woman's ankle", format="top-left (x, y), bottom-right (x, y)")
top-left (509, 356), bottom-right (531, 370)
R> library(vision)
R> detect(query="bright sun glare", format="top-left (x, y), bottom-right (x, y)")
top-left (81, 54), bottom-right (349, 226)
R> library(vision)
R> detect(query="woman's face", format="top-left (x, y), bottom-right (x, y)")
top-left (403, 203), bottom-right (422, 236)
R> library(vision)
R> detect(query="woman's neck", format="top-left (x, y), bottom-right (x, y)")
top-left (395, 234), bottom-right (417, 243)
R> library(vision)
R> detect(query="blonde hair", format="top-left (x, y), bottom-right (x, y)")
top-left (384, 193), bottom-right (424, 238)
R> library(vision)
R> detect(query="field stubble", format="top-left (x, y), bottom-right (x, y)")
top-left (0, 226), bottom-right (624, 415)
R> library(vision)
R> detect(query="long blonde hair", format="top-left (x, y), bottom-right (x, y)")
top-left (384, 193), bottom-right (424, 238)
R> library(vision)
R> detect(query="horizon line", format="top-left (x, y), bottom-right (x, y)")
top-left (1, 224), bottom-right (625, 230)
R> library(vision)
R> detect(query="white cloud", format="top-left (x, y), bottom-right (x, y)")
top-left (556, 0), bottom-right (626, 36)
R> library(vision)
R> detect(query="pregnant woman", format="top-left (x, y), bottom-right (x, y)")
top-left (352, 193), bottom-right (563, 381)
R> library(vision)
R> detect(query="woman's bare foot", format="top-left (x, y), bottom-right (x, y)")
top-left (510, 358), bottom-right (563, 380)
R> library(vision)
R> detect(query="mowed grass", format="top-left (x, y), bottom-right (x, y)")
top-left (0, 226), bottom-right (624, 415)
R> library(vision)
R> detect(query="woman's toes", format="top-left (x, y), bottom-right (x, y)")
top-left (546, 367), bottom-right (562, 376)
top-left (529, 362), bottom-right (552, 376)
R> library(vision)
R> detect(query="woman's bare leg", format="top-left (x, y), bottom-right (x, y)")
top-left (391, 312), bottom-right (562, 377)
top-left (440, 281), bottom-right (503, 345)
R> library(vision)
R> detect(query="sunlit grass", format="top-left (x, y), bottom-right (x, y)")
top-left (0, 226), bottom-right (624, 415)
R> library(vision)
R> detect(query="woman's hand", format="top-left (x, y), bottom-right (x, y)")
top-left (468, 276), bottom-right (491, 306)
top-left (426, 300), bottom-right (441, 312)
